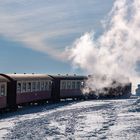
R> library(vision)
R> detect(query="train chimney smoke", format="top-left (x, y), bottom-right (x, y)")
top-left (68, 0), bottom-right (140, 94)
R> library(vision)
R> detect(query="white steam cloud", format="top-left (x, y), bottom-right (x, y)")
top-left (68, 0), bottom-right (140, 93)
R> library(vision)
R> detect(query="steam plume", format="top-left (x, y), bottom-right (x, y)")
top-left (68, 0), bottom-right (140, 93)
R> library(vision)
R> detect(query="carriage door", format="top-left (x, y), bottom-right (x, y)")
top-left (7, 80), bottom-right (17, 109)
top-left (51, 78), bottom-right (60, 102)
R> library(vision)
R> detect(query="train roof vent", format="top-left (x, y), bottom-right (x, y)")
top-left (24, 73), bottom-right (26, 74)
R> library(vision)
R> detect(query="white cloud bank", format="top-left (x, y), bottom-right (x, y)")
top-left (68, 0), bottom-right (140, 92)
top-left (0, 0), bottom-right (71, 59)
top-left (0, 0), bottom-right (111, 60)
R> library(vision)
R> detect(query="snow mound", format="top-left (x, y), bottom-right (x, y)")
top-left (129, 98), bottom-right (140, 112)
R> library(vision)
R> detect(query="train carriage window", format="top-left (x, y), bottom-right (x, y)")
top-left (37, 82), bottom-right (40, 91)
top-left (32, 82), bottom-right (36, 92)
top-left (48, 81), bottom-right (52, 90)
top-left (60, 81), bottom-right (63, 89)
top-left (77, 81), bottom-right (81, 89)
top-left (17, 83), bottom-right (21, 93)
top-left (41, 81), bottom-right (44, 91)
top-left (67, 81), bottom-right (71, 89)
top-left (72, 81), bottom-right (76, 89)
top-left (22, 82), bottom-right (26, 92)
top-left (81, 81), bottom-right (84, 88)
top-left (45, 81), bottom-right (48, 90)
top-left (61, 81), bottom-right (66, 89)
top-left (1, 84), bottom-right (5, 96)
top-left (27, 82), bottom-right (31, 92)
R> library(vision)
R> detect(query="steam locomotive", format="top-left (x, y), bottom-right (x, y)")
top-left (0, 73), bottom-right (131, 111)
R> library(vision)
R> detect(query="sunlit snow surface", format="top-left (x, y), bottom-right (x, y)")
top-left (0, 97), bottom-right (140, 140)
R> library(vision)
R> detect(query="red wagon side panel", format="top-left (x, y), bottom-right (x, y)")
top-left (0, 96), bottom-right (7, 109)
top-left (60, 89), bottom-right (83, 98)
top-left (16, 91), bottom-right (51, 104)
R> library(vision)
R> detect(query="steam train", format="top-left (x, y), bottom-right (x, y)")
top-left (0, 73), bottom-right (131, 111)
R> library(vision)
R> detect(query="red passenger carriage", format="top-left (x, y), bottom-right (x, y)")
top-left (0, 75), bottom-right (9, 109)
top-left (7, 74), bottom-right (53, 105)
top-left (49, 75), bottom-right (87, 101)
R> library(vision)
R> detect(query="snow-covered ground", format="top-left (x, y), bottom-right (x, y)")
top-left (0, 97), bottom-right (140, 140)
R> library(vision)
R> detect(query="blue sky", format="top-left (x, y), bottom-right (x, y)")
top-left (0, 0), bottom-right (114, 74)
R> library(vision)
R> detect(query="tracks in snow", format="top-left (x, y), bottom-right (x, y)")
top-left (2, 99), bottom-right (137, 140)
